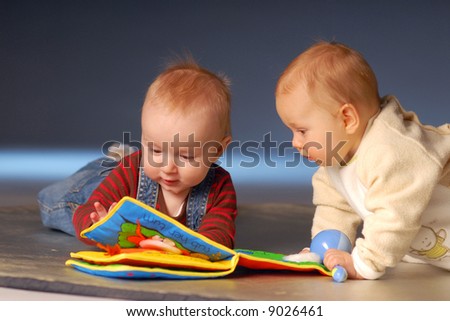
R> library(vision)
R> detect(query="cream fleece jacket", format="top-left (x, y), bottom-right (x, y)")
top-left (311, 95), bottom-right (450, 279)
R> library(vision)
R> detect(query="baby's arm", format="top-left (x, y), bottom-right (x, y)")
top-left (72, 152), bottom-right (139, 244)
top-left (197, 168), bottom-right (237, 248)
top-left (311, 168), bottom-right (362, 241)
top-left (310, 168), bottom-right (363, 278)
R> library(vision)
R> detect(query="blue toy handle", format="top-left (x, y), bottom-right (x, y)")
top-left (310, 229), bottom-right (352, 282)
top-left (332, 265), bottom-right (348, 282)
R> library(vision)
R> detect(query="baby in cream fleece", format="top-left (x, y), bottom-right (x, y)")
top-left (275, 41), bottom-right (450, 280)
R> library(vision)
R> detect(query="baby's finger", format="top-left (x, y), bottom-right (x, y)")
top-left (323, 250), bottom-right (343, 268)
top-left (94, 202), bottom-right (108, 218)
top-left (90, 212), bottom-right (100, 223)
top-left (108, 202), bottom-right (118, 212)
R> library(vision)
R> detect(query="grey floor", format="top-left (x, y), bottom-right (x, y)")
top-left (0, 179), bottom-right (313, 300)
top-left (0, 180), bottom-right (79, 299)
top-left (0, 179), bottom-right (449, 301)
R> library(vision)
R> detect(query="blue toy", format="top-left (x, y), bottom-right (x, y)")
top-left (310, 229), bottom-right (352, 282)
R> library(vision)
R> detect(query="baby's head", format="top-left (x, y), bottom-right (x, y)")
top-left (275, 41), bottom-right (381, 166)
top-left (276, 41), bottom-right (380, 114)
top-left (143, 57), bottom-right (231, 137)
top-left (140, 58), bottom-right (232, 193)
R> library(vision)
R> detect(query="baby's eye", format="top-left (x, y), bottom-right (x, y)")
top-left (295, 128), bottom-right (307, 135)
top-left (151, 148), bottom-right (162, 154)
top-left (179, 154), bottom-right (194, 160)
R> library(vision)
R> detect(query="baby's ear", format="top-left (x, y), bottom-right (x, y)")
top-left (220, 135), bottom-right (232, 152)
top-left (215, 135), bottom-right (232, 158)
top-left (204, 135), bottom-right (232, 164)
top-left (340, 103), bottom-right (360, 134)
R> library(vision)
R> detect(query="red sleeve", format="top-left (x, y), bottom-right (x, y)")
top-left (72, 150), bottom-right (141, 244)
top-left (197, 166), bottom-right (237, 249)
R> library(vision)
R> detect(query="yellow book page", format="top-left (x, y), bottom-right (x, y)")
top-left (70, 250), bottom-right (237, 271)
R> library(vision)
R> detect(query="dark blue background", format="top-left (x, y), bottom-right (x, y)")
top-left (2, 0), bottom-right (449, 149)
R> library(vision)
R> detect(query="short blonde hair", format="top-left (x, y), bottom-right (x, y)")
top-left (276, 41), bottom-right (380, 111)
top-left (144, 57), bottom-right (232, 135)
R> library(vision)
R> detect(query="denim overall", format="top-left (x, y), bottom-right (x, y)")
top-left (135, 166), bottom-right (215, 231)
top-left (37, 156), bottom-right (215, 236)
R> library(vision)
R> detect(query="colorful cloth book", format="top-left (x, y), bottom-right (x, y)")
top-left (66, 197), bottom-right (331, 279)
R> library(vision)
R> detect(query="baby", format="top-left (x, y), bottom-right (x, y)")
top-left (275, 41), bottom-right (450, 279)
top-left (38, 58), bottom-right (237, 249)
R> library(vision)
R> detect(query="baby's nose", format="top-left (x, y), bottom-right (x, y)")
top-left (292, 138), bottom-right (303, 151)
top-left (162, 156), bottom-right (177, 173)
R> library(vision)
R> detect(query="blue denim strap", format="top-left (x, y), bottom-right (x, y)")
top-left (136, 167), bottom-right (159, 208)
top-left (186, 166), bottom-right (215, 231)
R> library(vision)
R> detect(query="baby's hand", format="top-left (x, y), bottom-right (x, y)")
top-left (323, 249), bottom-right (364, 279)
top-left (89, 201), bottom-right (117, 224)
